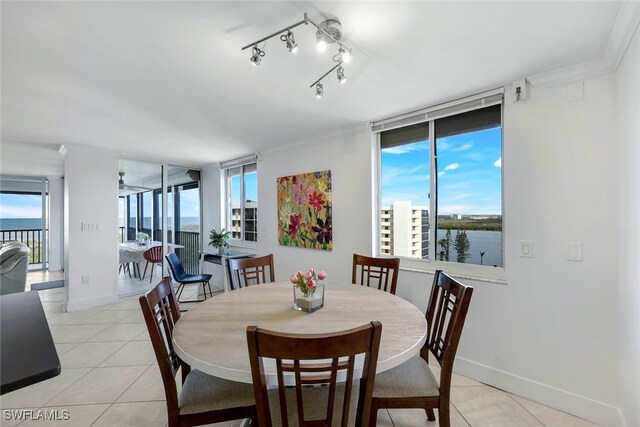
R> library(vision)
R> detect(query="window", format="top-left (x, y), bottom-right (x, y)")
top-left (376, 90), bottom-right (503, 268)
top-left (225, 162), bottom-right (258, 243)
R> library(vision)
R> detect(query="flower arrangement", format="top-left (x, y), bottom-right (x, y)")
top-left (290, 268), bottom-right (327, 297)
top-left (136, 232), bottom-right (150, 245)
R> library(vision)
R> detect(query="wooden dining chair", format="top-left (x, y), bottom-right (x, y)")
top-left (142, 246), bottom-right (163, 283)
top-left (352, 254), bottom-right (400, 295)
top-left (227, 254), bottom-right (275, 291)
top-left (368, 270), bottom-right (473, 427)
top-left (139, 278), bottom-right (257, 427)
top-left (246, 321), bottom-right (382, 427)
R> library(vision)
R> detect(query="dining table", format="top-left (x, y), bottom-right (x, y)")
top-left (119, 241), bottom-right (185, 279)
top-left (172, 282), bottom-right (427, 385)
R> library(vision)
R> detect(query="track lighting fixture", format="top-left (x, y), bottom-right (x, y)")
top-left (339, 47), bottom-right (351, 64)
top-left (241, 12), bottom-right (353, 98)
top-left (337, 66), bottom-right (346, 84)
top-left (316, 30), bottom-right (327, 52)
top-left (250, 45), bottom-right (264, 67)
top-left (281, 30), bottom-right (298, 54)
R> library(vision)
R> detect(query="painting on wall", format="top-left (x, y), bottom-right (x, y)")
top-left (277, 170), bottom-right (332, 251)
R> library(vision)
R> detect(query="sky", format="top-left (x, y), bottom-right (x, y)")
top-left (381, 127), bottom-right (502, 215)
top-left (0, 193), bottom-right (42, 218)
top-left (231, 170), bottom-right (258, 206)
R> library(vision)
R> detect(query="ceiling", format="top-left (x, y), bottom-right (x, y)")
top-left (0, 1), bottom-right (624, 172)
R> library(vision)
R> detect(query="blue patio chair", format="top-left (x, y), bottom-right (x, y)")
top-left (165, 252), bottom-right (213, 304)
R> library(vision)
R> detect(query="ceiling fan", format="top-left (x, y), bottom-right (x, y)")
top-left (118, 171), bottom-right (152, 195)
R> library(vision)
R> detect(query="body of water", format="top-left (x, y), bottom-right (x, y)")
top-left (435, 229), bottom-right (503, 267)
top-left (0, 218), bottom-right (43, 231)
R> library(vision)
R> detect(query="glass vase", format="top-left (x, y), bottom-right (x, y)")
top-left (293, 284), bottom-right (324, 313)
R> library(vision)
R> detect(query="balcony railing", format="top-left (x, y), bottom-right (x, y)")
top-left (174, 231), bottom-right (200, 275)
top-left (0, 229), bottom-right (44, 264)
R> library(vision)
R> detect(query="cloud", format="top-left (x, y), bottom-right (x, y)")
top-left (493, 157), bottom-right (502, 168)
top-left (0, 205), bottom-right (42, 218)
top-left (444, 163), bottom-right (460, 171)
top-left (382, 144), bottom-right (428, 155)
top-left (438, 171), bottom-right (446, 177)
top-left (453, 142), bottom-right (473, 152)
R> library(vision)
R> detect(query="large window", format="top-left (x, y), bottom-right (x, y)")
top-left (225, 162), bottom-right (258, 243)
top-left (377, 91), bottom-right (503, 267)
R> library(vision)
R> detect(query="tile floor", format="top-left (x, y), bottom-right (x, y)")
top-left (0, 272), bottom-right (599, 426)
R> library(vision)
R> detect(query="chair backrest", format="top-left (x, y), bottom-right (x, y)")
top-left (351, 254), bottom-right (400, 295)
top-left (165, 252), bottom-right (186, 281)
top-left (423, 270), bottom-right (473, 396)
top-left (143, 245), bottom-right (163, 263)
top-left (247, 321), bottom-right (382, 427)
top-left (139, 278), bottom-right (183, 416)
top-left (227, 254), bottom-right (275, 291)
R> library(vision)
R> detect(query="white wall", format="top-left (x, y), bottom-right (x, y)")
top-left (255, 126), bottom-right (373, 284)
top-left (202, 76), bottom-right (624, 425)
top-left (615, 24), bottom-right (640, 427)
top-left (64, 145), bottom-right (119, 311)
top-left (460, 75), bottom-right (620, 426)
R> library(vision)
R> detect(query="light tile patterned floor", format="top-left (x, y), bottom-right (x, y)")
top-left (0, 273), bottom-right (599, 426)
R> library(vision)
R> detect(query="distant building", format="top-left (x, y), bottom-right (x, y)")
top-left (380, 201), bottom-right (429, 259)
top-left (231, 201), bottom-right (257, 241)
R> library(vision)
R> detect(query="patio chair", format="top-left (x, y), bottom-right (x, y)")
top-left (368, 270), bottom-right (473, 427)
top-left (142, 246), bottom-right (163, 283)
top-left (246, 321), bottom-right (382, 427)
top-left (352, 254), bottom-right (400, 295)
top-left (165, 252), bottom-right (213, 303)
top-left (139, 278), bottom-right (257, 427)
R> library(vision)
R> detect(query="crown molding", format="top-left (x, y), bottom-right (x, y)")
top-left (528, 1), bottom-right (640, 89)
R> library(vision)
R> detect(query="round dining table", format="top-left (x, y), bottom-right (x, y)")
top-left (172, 282), bottom-right (428, 384)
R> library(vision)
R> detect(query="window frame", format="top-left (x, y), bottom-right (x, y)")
top-left (223, 162), bottom-right (258, 248)
top-left (374, 90), bottom-right (506, 282)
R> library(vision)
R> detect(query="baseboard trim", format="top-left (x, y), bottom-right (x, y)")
top-left (454, 357), bottom-right (626, 427)
top-left (65, 293), bottom-right (118, 312)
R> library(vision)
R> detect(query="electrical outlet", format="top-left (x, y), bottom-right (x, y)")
top-left (567, 242), bottom-right (583, 262)
top-left (81, 275), bottom-right (90, 284)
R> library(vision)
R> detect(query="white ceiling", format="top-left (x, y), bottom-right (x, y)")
top-left (0, 1), bottom-right (624, 172)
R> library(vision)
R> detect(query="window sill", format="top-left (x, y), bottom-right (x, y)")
top-left (228, 239), bottom-right (258, 251)
top-left (398, 258), bottom-right (507, 285)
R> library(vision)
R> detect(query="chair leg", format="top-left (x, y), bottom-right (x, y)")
top-left (206, 281), bottom-right (213, 298)
top-left (142, 262), bottom-right (149, 280)
top-left (438, 403), bottom-right (450, 427)
top-left (149, 262), bottom-right (154, 283)
top-left (202, 282), bottom-right (207, 300)
top-left (176, 283), bottom-right (185, 301)
top-left (426, 408), bottom-right (436, 421)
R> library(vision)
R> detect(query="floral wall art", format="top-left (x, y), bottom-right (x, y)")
top-left (277, 170), bottom-right (332, 251)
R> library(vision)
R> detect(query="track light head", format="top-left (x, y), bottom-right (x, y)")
top-left (315, 83), bottom-right (324, 99)
top-left (281, 30), bottom-right (298, 54)
top-left (250, 45), bottom-right (264, 67)
top-left (339, 47), bottom-right (352, 63)
top-left (337, 66), bottom-right (346, 84)
top-left (316, 30), bottom-right (327, 52)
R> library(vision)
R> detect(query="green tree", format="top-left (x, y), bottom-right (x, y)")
top-left (438, 229), bottom-right (452, 261)
top-left (454, 230), bottom-right (470, 263)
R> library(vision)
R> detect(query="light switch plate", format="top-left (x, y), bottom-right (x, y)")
top-left (519, 241), bottom-right (533, 258)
